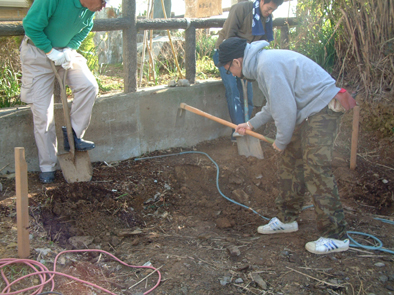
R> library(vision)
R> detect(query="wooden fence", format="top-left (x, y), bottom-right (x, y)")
top-left (0, 0), bottom-right (297, 93)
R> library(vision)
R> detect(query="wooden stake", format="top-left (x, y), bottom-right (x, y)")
top-left (350, 106), bottom-right (360, 170)
top-left (15, 147), bottom-right (30, 258)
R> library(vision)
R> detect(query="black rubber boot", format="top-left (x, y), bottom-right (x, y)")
top-left (39, 171), bottom-right (55, 184)
top-left (62, 126), bottom-right (70, 151)
top-left (62, 126), bottom-right (95, 151)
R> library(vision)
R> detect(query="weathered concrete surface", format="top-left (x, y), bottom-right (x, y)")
top-left (0, 80), bottom-right (265, 173)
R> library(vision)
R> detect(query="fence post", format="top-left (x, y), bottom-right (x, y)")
top-left (123, 0), bottom-right (137, 92)
top-left (280, 25), bottom-right (289, 49)
top-left (185, 24), bottom-right (196, 84)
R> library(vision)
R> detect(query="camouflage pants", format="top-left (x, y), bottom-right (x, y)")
top-left (276, 106), bottom-right (347, 239)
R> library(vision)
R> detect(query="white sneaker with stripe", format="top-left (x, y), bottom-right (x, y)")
top-left (258, 217), bottom-right (298, 234)
top-left (305, 237), bottom-right (350, 254)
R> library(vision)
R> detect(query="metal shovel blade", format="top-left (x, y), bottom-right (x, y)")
top-left (236, 136), bottom-right (264, 159)
top-left (239, 80), bottom-right (264, 159)
top-left (58, 151), bottom-right (93, 183)
top-left (51, 62), bottom-right (93, 183)
top-left (175, 106), bottom-right (186, 128)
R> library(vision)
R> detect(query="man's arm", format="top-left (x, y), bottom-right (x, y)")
top-left (222, 3), bottom-right (249, 40)
top-left (23, 0), bottom-right (57, 53)
top-left (248, 104), bottom-right (273, 130)
top-left (67, 18), bottom-right (94, 50)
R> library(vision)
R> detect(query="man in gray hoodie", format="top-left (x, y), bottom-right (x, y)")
top-left (218, 37), bottom-right (356, 255)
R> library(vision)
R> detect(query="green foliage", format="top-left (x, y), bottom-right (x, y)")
top-left (141, 30), bottom-right (219, 83)
top-left (289, 0), bottom-right (337, 73)
top-left (196, 56), bottom-right (218, 79)
top-left (79, 32), bottom-right (117, 92)
top-left (196, 30), bottom-right (217, 59)
top-left (162, 58), bottom-right (183, 80)
top-left (96, 78), bottom-right (113, 92)
top-left (0, 37), bottom-right (23, 108)
top-left (78, 32), bottom-right (99, 75)
top-left (0, 65), bottom-right (22, 108)
top-left (269, 28), bottom-right (282, 49)
top-left (194, 30), bottom-right (219, 79)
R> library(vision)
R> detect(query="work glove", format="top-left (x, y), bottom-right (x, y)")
top-left (46, 48), bottom-right (67, 66)
top-left (329, 88), bottom-right (357, 112)
top-left (62, 48), bottom-right (75, 70)
top-left (336, 88), bottom-right (357, 111)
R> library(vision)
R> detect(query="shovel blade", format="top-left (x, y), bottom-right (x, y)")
top-left (58, 151), bottom-right (93, 183)
top-left (175, 107), bottom-right (186, 128)
top-left (236, 136), bottom-right (264, 159)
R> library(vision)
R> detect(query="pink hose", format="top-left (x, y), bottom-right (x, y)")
top-left (0, 249), bottom-right (161, 295)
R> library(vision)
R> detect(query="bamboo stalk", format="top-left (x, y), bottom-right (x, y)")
top-left (148, 2), bottom-right (156, 81)
top-left (160, 0), bottom-right (183, 79)
top-left (138, 0), bottom-right (152, 88)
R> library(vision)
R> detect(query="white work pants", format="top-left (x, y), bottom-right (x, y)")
top-left (19, 37), bottom-right (98, 172)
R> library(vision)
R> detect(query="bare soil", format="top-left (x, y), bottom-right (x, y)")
top-left (1, 110), bottom-right (394, 295)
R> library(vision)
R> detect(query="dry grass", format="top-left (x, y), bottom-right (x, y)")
top-left (334, 0), bottom-right (394, 98)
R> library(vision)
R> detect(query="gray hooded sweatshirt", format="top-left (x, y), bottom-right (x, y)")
top-left (245, 41), bottom-right (340, 151)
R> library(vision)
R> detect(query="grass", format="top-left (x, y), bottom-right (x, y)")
top-left (0, 30), bottom-right (221, 107)
top-left (0, 37), bottom-right (23, 108)
top-left (0, 65), bottom-right (22, 108)
top-left (196, 55), bottom-right (218, 80)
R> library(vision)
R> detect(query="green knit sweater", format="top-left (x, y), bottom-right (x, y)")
top-left (23, 0), bottom-right (95, 53)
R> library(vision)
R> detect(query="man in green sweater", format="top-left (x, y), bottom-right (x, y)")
top-left (21, 0), bottom-right (106, 183)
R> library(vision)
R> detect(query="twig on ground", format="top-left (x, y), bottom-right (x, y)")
top-left (194, 257), bottom-right (223, 270)
top-left (358, 154), bottom-right (394, 171)
top-left (128, 264), bottom-right (163, 290)
top-left (348, 247), bottom-right (374, 255)
top-left (356, 278), bottom-right (365, 295)
top-left (357, 255), bottom-right (386, 258)
top-left (159, 254), bottom-right (194, 260)
top-left (231, 283), bottom-right (260, 295)
top-left (0, 164), bottom-right (9, 172)
top-left (286, 266), bottom-right (355, 295)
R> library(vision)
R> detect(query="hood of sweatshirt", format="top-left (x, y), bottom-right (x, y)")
top-left (242, 40), bottom-right (270, 80)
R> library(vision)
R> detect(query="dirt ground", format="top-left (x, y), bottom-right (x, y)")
top-left (1, 108), bottom-right (394, 295)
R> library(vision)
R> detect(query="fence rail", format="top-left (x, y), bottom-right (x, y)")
top-left (0, 17), bottom-right (297, 35)
top-left (0, 0), bottom-right (297, 93)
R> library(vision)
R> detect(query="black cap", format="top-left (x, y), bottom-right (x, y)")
top-left (217, 37), bottom-right (248, 67)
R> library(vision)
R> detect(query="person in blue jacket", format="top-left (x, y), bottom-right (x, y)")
top-left (213, 0), bottom-right (283, 141)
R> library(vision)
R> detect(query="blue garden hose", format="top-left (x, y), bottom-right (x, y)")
top-left (135, 151), bottom-right (394, 254)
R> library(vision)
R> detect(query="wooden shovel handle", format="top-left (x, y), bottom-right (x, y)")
top-left (179, 103), bottom-right (274, 144)
top-left (50, 62), bottom-right (75, 158)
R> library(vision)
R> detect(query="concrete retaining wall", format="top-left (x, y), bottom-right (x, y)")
top-left (0, 80), bottom-right (264, 173)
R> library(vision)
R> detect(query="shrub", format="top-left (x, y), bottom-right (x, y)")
top-left (0, 37), bottom-right (23, 108)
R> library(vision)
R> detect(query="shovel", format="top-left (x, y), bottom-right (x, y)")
top-left (176, 103), bottom-right (274, 157)
top-left (51, 62), bottom-right (93, 183)
top-left (236, 80), bottom-right (265, 159)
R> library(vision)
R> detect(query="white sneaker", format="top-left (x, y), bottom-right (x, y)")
top-left (232, 131), bottom-right (244, 138)
top-left (305, 237), bottom-right (349, 255)
top-left (258, 217), bottom-right (298, 234)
